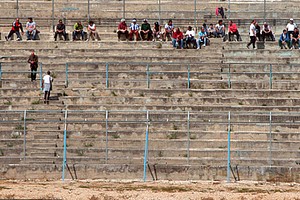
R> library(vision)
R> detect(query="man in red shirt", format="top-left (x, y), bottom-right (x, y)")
top-left (117, 18), bottom-right (129, 41)
top-left (5, 18), bottom-right (24, 41)
top-left (172, 28), bottom-right (184, 49)
top-left (228, 20), bottom-right (241, 41)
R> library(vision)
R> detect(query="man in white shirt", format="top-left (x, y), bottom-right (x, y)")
top-left (185, 26), bottom-right (196, 48)
top-left (163, 19), bottom-right (174, 41)
top-left (86, 21), bottom-right (100, 41)
top-left (42, 71), bottom-right (53, 105)
top-left (26, 17), bottom-right (37, 40)
top-left (214, 20), bottom-right (225, 38)
top-left (129, 18), bottom-right (139, 41)
top-left (247, 20), bottom-right (256, 49)
top-left (287, 18), bottom-right (297, 39)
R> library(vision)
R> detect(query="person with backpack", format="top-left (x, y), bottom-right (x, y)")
top-left (5, 18), bottom-right (24, 41)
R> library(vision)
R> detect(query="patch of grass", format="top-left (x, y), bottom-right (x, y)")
top-left (201, 197), bottom-right (214, 200)
top-left (139, 92), bottom-right (144, 97)
top-left (6, 143), bottom-right (13, 147)
top-left (15, 125), bottom-right (25, 130)
top-left (51, 72), bottom-right (57, 78)
top-left (173, 124), bottom-right (178, 130)
top-left (91, 93), bottom-right (95, 97)
top-left (76, 149), bottom-right (84, 156)
top-left (31, 100), bottom-right (40, 105)
top-left (0, 149), bottom-right (4, 156)
top-left (262, 103), bottom-right (267, 106)
top-left (167, 133), bottom-right (178, 139)
top-left (188, 92), bottom-right (193, 97)
top-left (158, 151), bottom-right (163, 157)
top-left (238, 102), bottom-right (243, 105)
top-left (4, 101), bottom-right (12, 105)
top-left (63, 91), bottom-right (68, 96)
top-left (111, 91), bottom-right (117, 96)
top-left (0, 186), bottom-right (10, 190)
top-left (165, 92), bottom-right (172, 97)
top-left (79, 185), bottom-right (90, 188)
top-left (84, 142), bottom-right (94, 147)
top-left (190, 134), bottom-right (197, 140)
top-left (111, 134), bottom-right (120, 139)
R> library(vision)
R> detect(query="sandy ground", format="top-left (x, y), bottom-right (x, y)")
top-left (1, 180), bottom-right (300, 200)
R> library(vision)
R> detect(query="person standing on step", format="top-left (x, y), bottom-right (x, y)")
top-left (27, 50), bottom-right (38, 82)
top-left (247, 20), bottom-right (256, 49)
top-left (287, 18), bottom-right (297, 39)
top-left (42, 71), bottom-right (53, 105)
top-left (5, 18), bottom-right (24, 41)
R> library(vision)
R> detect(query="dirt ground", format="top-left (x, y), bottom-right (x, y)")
top-left (1, 179), bottom-right (300, 200)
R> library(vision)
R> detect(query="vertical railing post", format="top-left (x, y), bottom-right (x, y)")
top-left (52, 0), bottom-right (55, 32)
top-left (228, 0), bottom-right (231, 20)
top-left (269, 64), bottom-right (272, 89)
top-left (122, 0), bottom-right (125, 19)
top-left (194, 0), bottom-right (196, 28)
top-left (23, 110), bottom-right (27, 161)
top-left (39, 63), bottom-right (43, 91)
top-left (146, 64), bottom-right (150, 89)
top-left (106, 63), bottom-right (109, 89)
top-left (105, 110), bottom-right (108, 164)
top-left (268, 111), bottom-right (272, 166)
top-left (158, 0), bottom-right (161, 24)
top-left (187, 111), bottom-right (190, 164)
top-left (0, 62), bottom-right (2, 81)
top-left (263, 0), bottom-right (266, 22)
top-left (228, 64), bottom-right (231, 89)
top-left (187, 64), bottom-right (190, 89)
top-left (227, 111), bottom-right (231, 183)
top-left (65, 63), bottom-right (69, 88)
top-left (88, 0), bottom-right (90, 21)
top-left (62, 110), bottom-right (68, 181)
top-left (16, 0), bottom-right (19, 18)
top-left (143, 110), bottom-right (149, 181)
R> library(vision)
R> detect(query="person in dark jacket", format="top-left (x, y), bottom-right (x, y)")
top-left (27, 50), bottom-right (38, 81)
top-left (5, 18), bottom-right (24, 41)
top-left (54, 19), bottom-right (66, 41)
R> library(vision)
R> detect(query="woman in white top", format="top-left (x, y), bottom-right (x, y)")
top-left (42, 71), bottom-right (53, 104)
top-left (247, 20), bottom-right (257, 49)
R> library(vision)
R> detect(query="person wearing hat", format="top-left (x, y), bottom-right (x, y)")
top-left (54, 19), bottom-right (67, 41)
top-left (129, 18), bottom-right (140, 41)
top-left (117, 18), bottom-right (129, 41)
top-left (287, 18), bottom-right (297, 39)
top-left (262, 22), bottom-right (275, 41)
top-left (140, 19), bottom-right (152, 41)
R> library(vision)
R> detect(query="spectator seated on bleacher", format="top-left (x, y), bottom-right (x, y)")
top-left (140, 19), bottom-right (152, 41)
top-left (117, 18), bottom-right (129, 41)
top-left (207, 24), bottom-right (215, 38)
top-left (255, 22), bottom-right (262, 41)
top-left (152, 21), bottom-right (161, 41)
top-left (291, 28), bottom-right (300, 49)
top-left (262, 22), bottom-right (275, 41)
top-left (185, 26), bottom-right (196, 49)
top-left (172, 28), bottom-right (183, 49)
top-left (214, 20), bottom-right (225, 38)
top-left (129, 18), bottom-right (139, 41)
top-left (73, 21), bottom-right (85, 41)
top-left (54, 19), bottom-right (67, 41)
top-left (86, 21), bottom-right (100, 41)
top-left (26, 17), bottom-right (37, 40)
top-left (5, 18), bottom-right (24, 41)
top-left (228, 20), bottom-right (241, 41)
top-left (197, 27), bottom-right (208, 49)
top-left (163, 19), bottom-right (174, 41)
top-left (287, 18), bottom-right (297, 39)
top-left (279, 29), bottom-right (291, 49)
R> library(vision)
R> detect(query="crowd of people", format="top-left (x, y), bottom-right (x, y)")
top-left (3, 17), bottom-right (300, 50)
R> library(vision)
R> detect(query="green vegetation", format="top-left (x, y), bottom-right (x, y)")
top-left (0, 149), bottom-right (4, 156)
top-left (15, 125), bottom-right (25, 130)
top-left (76, 149), bottom-right (84, 156)
top-left (111, 134), bottom-right (120, 139)
top-left (167, 133), bottom-right (178, 139)
top-left (4, 101), bottom-right (12, 105)
top-left (31, 100), bottom-right (40, 105)
top-left (84, 142), bottom-right (94, 147)
top-left (111, 91), bottom-right (117, 96)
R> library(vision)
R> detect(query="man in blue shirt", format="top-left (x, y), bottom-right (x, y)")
top-left (279, 29), bottom-right (291, 49)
